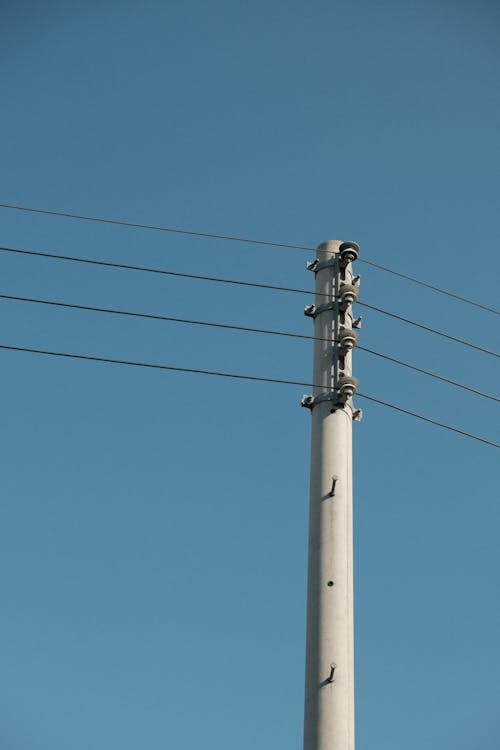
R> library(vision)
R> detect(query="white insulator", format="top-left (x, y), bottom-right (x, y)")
top-left (337, 375), bottom-right (359, 404)
top-left (338, 241), bottom-right (359, 268)
top-left (339, 283), bottom-right (359, 310)
top-left (339, 329), bottom-right (359, 353)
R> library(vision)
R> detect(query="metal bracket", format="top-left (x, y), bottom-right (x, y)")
top-left (302, 394), bottom-right (362, 419)
top-left (352, 316), bottom-right (363, 329)
top-left (312, 391), bottom-right (338, 407)
top-left (306, 258), bottom-right (337, 274)
top-left (315, 301), bottom-right (336, 316)
top-left (301, 391), bottom-right (337, 410)
top-left (329, 476), bottom-right (338, 497)
top-left (304, 301), bottom-right (336, 319)
top-left (327, 663), bottom-right (337, 683)
top-left (306, 259), bottom-right (319, 272)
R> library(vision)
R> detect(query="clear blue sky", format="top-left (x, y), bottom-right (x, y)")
top-left (1, 1), bottom-right (499, 748)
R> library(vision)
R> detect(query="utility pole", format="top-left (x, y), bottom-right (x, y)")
top-left (301, 240), bottom-right (361, 750)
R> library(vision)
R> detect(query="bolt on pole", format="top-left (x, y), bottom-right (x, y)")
top-left (301, 240), bottom-right (361, 750)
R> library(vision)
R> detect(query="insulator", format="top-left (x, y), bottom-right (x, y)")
top-left (339, 283), bottom-right (359, 310)
top-left (339, 241), bottom-right (359, 268)
top-left (337, 375), bottom-right (359, 404)
top-left (338, 328), bottom-right (359, 353)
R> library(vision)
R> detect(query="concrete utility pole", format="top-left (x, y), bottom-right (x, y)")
top-left (301, 240), bottom-right (361, 750)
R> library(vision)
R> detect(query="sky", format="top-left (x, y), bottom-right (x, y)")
top-left (0, 1), bottom-right (499, 748)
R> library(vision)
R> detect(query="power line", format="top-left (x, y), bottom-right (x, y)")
top-left (0, 245), bottom-right (310, 296)
top-left (0, 342), bottom-right (312, 387)
top-left (1, 244), bottom-right (498, 358)
top-left (357, 345), bottom-right (499, 403)
top-left (0, 341), bottom-right (497, 448)
top-left (356, 393), bottom-right (499, 448)
top-left (359, 258), bottom-right (499, 316)
top-left (1, 201), bottom-right (498, 316)
top-left (0, 201), bottom-right (311, 251)
top-left (2, 290), bottom-right (499, 403)
top-left (0, 292), bottom-right (314, 342)
top-left (357, 301), bottom-right (499, 358)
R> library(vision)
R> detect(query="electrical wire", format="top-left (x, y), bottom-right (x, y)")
top-left (0, 341), bottom-right (497, 448)
top-left (356, 393), bottom-right (499, 448)
top-left (356, 346), bottom-right (499, 403)
top-left (357, 301), bottom-right (499, 358)
top-left (1, 290), bottom-right (498, 403)
top-left (1, 244), bottom-right (498, 358)
top-left (0, 342), bottom-right (312, 387)
top-left (0, 202), bottom-right (311, 250)
top-left (359, 258), bottom-right (499, 316)
top-left (1, 201), bottom-right (498, 315)
top-left (0, 245), bottom-right (310, 296)
top-left (0, 292), bottom-right (314, 342)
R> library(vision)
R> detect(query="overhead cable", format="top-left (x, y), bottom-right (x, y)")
top-left (356, 393), bottom-right (499, 448)
top-left (0, 202), bottom-right (498, 315)
top-left (357, 301), bottom-right (499, 358)
top-left (358, 258), bottom-right (499, 315)
top-left (0, 342), bottom-right (497, 448)
top-left (1, 290), bottom-right (498, 403)
top-left (0, 201), bottom-right (311, 251)
top-left (1, 244), bottom-right (498, 358)
top-left (0, 292), bottom-right (314, 342)
top-left (356, 346), bottom-right (499, 403)
top-left (0, 245), bottom-right (309, 296)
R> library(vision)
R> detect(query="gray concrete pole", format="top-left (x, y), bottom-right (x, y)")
top-left (302, 240), bottom-right (360, 750)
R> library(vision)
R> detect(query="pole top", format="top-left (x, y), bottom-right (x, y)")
top-left (316, 240), bottom-right (342, 255)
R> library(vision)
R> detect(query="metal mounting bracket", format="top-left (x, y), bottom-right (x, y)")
top-left (306, 259), bottom-right (319, 272)
top-left (306, 258), bottom-right (337, 274)
top-left (315, 301), bottom-right (336, 316)
top-left (302, 394), bottom-right (363, 420)
top-left (301, 394), bottom-right (315, 409)
top-left (329, 476), bottom-right (338, 497)
top-left (301, 391), bottom-right (338, 410)
top-left (304, 301), bottom-right (336, 319)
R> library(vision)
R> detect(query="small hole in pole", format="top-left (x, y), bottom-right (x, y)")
top-left (327, 581), bottom-right (334, 587)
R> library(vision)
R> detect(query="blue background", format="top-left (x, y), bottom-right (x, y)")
top-left (1, 1), bottom-right (499, 748)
